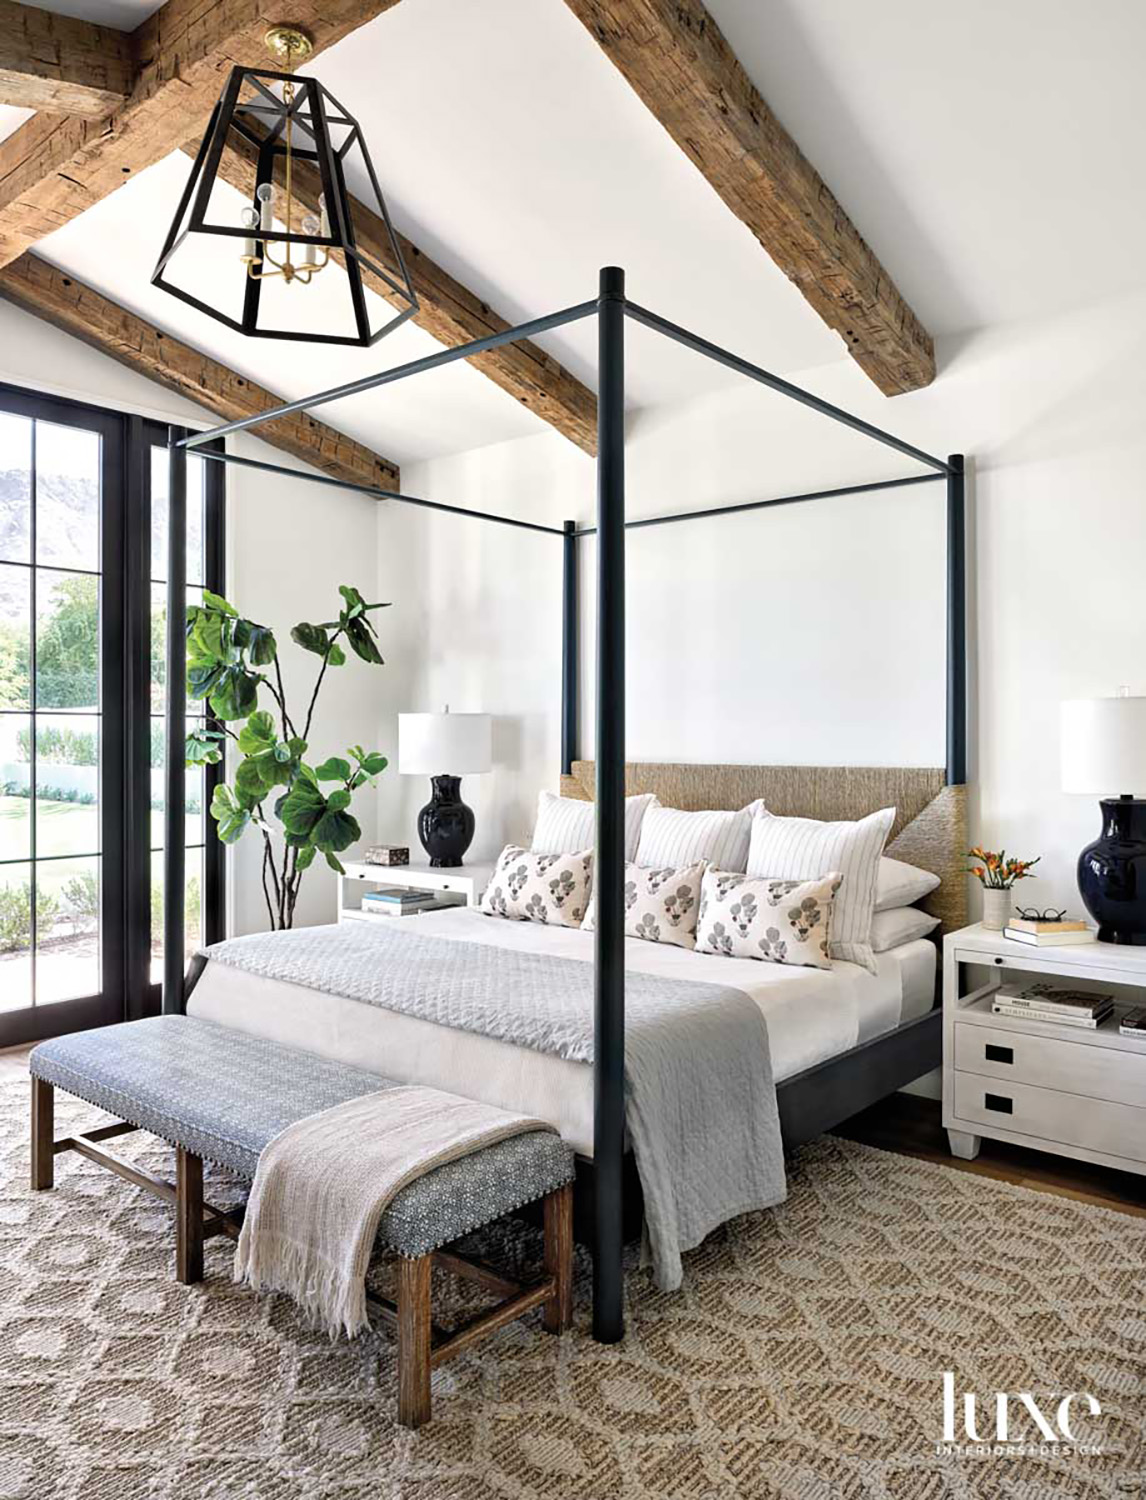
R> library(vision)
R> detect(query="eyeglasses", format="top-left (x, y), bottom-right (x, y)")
top-left (1015, 906), bottom-right (1067, 922)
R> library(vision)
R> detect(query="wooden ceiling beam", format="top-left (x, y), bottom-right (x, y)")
top-left (0, 253), bottom-right (401, 490)
top-left (204, 139), bottom-right (598, 454)
top-left (0, 1), bottom-right (135, 119)
top-left (0, 0), bottom-right (407, 268)
top-left (564, 0), bottom-right (935, 395)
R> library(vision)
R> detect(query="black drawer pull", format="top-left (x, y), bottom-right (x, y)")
top-left (985, 1044), bottom-right (1014, 1064)
top-left (984, 1093), bottom-right (1013, 1114)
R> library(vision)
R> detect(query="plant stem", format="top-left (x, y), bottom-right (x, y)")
top-left (302, 631), bottom-right (343, 743)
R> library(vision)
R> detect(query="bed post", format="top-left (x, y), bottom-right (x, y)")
top-left (594, 267), bottom-right (626, 1344)
top-left (561, 519), bottom-right (578, 775)
top-left (164, 428), bottom-right (188, 1016)
top-left (946, 454), bottom-right (966, 786)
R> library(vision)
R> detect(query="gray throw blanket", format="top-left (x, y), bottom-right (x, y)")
top-left (202, 923), bottom-right (786, 1289)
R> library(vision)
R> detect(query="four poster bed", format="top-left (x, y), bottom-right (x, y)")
top-left (162, 267), bottom-right (969, 1345)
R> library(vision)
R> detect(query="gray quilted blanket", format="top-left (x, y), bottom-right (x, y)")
top-left (201, 922), bottom-right (786, 1289)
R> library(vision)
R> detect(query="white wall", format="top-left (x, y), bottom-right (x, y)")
top-left (391, 285), bottom-right (1146, 917)
top-left (0, 299), bottom-right (389, 933)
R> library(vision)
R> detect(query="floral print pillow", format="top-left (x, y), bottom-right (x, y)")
top-left (480, 845), bottom-right (592, 927)
top-left (581, 860), bottom-right (707, 950)
top-left (695, 868), bottom-right (841, 970)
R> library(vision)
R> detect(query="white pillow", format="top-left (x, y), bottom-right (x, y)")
top-left (695, 868), bottom-right (840, 970)
top-left (875, 856), bottom-right (941, 913)
top-left (480, 845), bottom-right (592, 927)
top-left (746, 806), bottom-right (895, 974)
top-left (635, 802), bottom-right (759, 872)
top-left (530, 790), bottom-right (657, 863)
top-left (581, 859), bottom-right (706, 949)
top-left (871, 906), bottom-right (940, 952)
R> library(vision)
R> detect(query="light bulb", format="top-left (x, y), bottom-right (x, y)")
top-left (256, 182), bottom-right (274, 232)
top-left (240, 205), bottom-right (259, 263)
top-left (318, 191), bottom-right (330, 238)
top-left (301, 214), bottom-right (320, 237)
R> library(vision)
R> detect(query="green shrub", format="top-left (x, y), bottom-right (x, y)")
top-left (150, 872), bottom-right (201, 941)
top-left (62, 870), bottom-right (99, 922)
top-left (0, 884), bottom-right (60, 952)
top-left (15, 725), bottom-right (99, 766)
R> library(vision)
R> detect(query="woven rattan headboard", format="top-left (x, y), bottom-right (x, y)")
top-left (559, 761), bottom-right (968, 935)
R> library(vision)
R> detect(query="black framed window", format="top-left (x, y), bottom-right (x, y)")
top-left (0, 388), bottom-right (224, 1045)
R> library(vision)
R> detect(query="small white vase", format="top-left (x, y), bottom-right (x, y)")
top-left (982, 888), bottom-right (1011, 931)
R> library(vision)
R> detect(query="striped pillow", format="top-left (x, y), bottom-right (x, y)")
top-left (634, 802), bottom-right (761, 873)
top-left (530, 790), bottom-right (658, 863)
top-left (746, 806), bottom-right (895, 973)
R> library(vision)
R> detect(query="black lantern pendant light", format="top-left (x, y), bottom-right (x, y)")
top-left (153, 25), bottom-right (417, 346)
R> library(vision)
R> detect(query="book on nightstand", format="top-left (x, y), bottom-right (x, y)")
top-left (993, 981), bottom-right (1114, 1028)
top-left (1120, 1010), bottom-right (1146, 1039)
top-left (1003, 918), bottom-right (1094, 946)
top-left (361, 888), bottom-right (439, 915)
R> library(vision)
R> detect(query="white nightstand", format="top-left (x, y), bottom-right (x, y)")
top-left (337, 860), bottom-right (495, 924)
top-left (943, 923), bottom-right (1146, 1177)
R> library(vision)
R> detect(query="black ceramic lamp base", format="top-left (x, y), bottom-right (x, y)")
top-left (417, 774), bottom-right (475, 868)
top-left (1078, 796), bottom-right (1146, 945)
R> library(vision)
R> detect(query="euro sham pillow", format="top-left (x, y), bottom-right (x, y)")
top-left (634, 801), bottom-right (761, 873)
top-left (875, 856), bottom-right (941, 913)
top-left (480, 845), bottom-right (592, 927)
top-left (746, 806), bottom-right (895, 974)
top-left (581, 859), bottom-right (707, 949)
top-left (870, 906), bottom-right (941, 952)
top-left (695, 868), bottom-right (841, 970)
top-left (530, 790), bottom-right (657, 864)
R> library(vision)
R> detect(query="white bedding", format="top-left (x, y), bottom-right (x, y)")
top-left (189, 908), bottom-right (936, 1155)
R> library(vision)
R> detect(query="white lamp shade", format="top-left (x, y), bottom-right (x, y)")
top-left (398, 712), bottom-right (491, 776)
top-left (1061, 697), bottom-right (1146, 794)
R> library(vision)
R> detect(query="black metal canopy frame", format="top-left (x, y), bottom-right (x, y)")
top-left (163, 267), bottom-right (967, 1346)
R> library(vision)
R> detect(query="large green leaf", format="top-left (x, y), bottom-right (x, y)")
top-left (279, 777), bottom-right (325, 837)
top-left (312, 807), bottom-right (360, 852)
top-left (326, 788), bottom-right (351, 812)
top-left (185, 727), bottom-right (223, 766)
top-left (202, 590), bottom-right (237, 617)
top-left (210, 784), bottom-right (250, 843)
top-left (345, 617), bottom-right (383, 665)
top-left (291, 622), bottom-right (329, 657)
top-left (208, 665), bottom-right (261, 721)
top-left (247, 625), bottom-right (277, 666)
top-left (294, 845), bottom-right (317, 872)
top-left (315, 756), bottom-right (351, 783)
top-left (360, 752), bottom-right (388, 776)
top-left (237, 710), bottom-right (276, 756)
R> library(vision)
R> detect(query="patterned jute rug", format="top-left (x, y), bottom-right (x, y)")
top-left (0, 1075), bottom-right (1142, 1500)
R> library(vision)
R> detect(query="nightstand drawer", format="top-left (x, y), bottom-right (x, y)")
top-left (952, 1071), bottom-right (1146, 1160)
top-left (954, 1021), bottom-right (1146, 1107)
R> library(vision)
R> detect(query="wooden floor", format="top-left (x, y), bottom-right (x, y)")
top-left (837, 1090), bottom-right (1146, 1218)
top-left (4, 1042), bottom-right (1144, 1218)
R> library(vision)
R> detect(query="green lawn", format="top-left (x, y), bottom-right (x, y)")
top-left (0, 796), bottom-right (201, 865)
top-left (0, 796), bottom-right (98, 862)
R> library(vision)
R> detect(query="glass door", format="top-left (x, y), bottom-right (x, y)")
top-left (0, 390), bottom-right (126, 1045)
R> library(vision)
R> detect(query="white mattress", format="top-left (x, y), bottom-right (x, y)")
top-left (189, 909), bottom-right (936, 1155)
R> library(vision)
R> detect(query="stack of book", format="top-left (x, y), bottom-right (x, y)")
top-left (1002, 916), bottom-right (1094, 947)
top-left (992, 981), bottom-right (1113, 1029)
top-left (360, 887), bottom-right (439, 918)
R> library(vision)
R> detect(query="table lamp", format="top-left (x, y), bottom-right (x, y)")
top-left (398, 708), bottom-right (492, 867)
top-left (1061, 691), bottom-right (1146, 944)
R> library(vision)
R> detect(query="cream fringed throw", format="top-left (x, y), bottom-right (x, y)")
top-left (234, 1085), bottom-right (556, 1338)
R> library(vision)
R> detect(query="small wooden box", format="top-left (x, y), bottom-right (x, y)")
top-left (364, 845), bottom-right (410, 867)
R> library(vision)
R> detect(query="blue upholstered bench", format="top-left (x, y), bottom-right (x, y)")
top-left (29, 1015), bottom-right (575, 1427)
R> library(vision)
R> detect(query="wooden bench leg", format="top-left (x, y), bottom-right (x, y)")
top-left (175, 1147), bottom-right (203, 1285)
top-left (543, 1181), bottom-right (574, 1334)
top-left (30, 1077), bottom-right (54, 1191)
top-left (397, 1254), bottom-right (432, 1428)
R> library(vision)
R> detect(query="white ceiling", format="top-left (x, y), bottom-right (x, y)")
top-left (19, 0), bottom-right (1146, 465)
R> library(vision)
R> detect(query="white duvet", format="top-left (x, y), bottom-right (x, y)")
top-left (188, 907), bottom-right (935, 1155)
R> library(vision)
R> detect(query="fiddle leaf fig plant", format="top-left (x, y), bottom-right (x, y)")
top-left (184, 585), bottom-right (390, 930)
